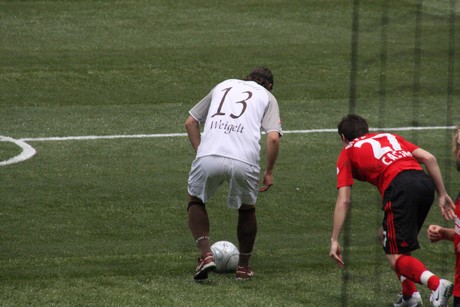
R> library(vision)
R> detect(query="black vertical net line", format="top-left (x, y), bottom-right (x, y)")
top-left (348, 0), bottom-right (360, 115)
top-left (444, 0), bottom-right (457, 166)
top-left (378, 0), bottom-right (389, 129)
top-left (440, 0), bottom-right (457, 276)
top-left (342, 0), bottom-right (360, 305)
top-left (445, 0), bottom-right (456, 127)
top-left (374, 0), bottom-right (389, 300)
top-left (411, 0), bottom-right (423, 143)
top-left (444, 0), bottom-right (457, 162)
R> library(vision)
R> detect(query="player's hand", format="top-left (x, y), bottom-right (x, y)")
top-left (259, 171), bottom-right (273, 192)
top-left (438, 194), bottom-right (455, 221)
top-left (427, 224), bottom-right (443, 243)
top-left (329, 241), bottom-right (345, 269)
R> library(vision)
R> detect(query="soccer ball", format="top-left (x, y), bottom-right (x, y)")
top-left (210, 241), bottom-right (239, 273)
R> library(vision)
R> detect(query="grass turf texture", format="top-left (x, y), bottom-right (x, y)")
top-left (1, 0), bottom-right (459, 305)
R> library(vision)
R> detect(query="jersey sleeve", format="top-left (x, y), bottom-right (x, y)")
top-left (261, 92), bottom-right (283, 136)
top-left (336, 150), bottom-right (354, 189)
top-left (189, 89), bottom-right (214, 123)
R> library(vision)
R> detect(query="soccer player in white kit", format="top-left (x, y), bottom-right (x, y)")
top-left (185, 67), bottom-right (282, 281)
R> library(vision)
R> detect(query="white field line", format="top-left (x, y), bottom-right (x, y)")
top-left (19, 125), bottom-right (456, 142)
top-left (0, 126), bottom-right (457, 166)
top-left (20, 133), bottom-right (188, 142)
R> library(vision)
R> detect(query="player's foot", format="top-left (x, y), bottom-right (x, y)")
top-left (194, 252), bottom-right (216, 281)
top-left (429, 279), bottom-right (453, 307)
top-left (393, 291), bottom-right (423, 307)
top-left (235, 266), bottom-right (254, 280)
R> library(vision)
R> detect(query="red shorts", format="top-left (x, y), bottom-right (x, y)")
top-left (381, 170), bottom-right (435, 254)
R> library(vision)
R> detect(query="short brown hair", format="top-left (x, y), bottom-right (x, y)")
top-left (338, 114), bottom-right (369, 142)
top-left (245, 67), bottom-right (274, 91)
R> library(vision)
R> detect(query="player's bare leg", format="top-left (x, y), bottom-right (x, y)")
top-left (188, 195), bottom-right (215, 280)
top-left (188, 196), bottom-right (211, 255)
top-left (236, 204), bottom-right (256, 280)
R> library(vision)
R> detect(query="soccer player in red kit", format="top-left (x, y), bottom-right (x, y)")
top-left (329, 114), bottom-right (456, 307)
top-left (427, 126), bottom-right (460, 307)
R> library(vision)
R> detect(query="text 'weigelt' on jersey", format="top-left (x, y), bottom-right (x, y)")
top-left (189, 79), bottom-right (282, 167)
top-left (336, 133), bottom-right (423, 196)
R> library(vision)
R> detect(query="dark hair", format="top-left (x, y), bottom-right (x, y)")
top-left (338, 114), bottom-right (369, 141)
top-left (244, 67), bottom-right (274, 91)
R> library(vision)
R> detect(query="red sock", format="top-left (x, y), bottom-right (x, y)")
top-left (395, 255), bottom-right (440, 291)
top-left (397, 273), bottom-right (417, 298)
top-left (427, 276), bottom-right (441, 291)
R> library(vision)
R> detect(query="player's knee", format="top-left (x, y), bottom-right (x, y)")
top-left (378, 227), bottom-right (384, 245)
top-left (187, 200), bottom-right (205, 211)
top-left (238, 205), bottom-right (255, 213)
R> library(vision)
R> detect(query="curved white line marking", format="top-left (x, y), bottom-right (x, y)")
top-left (0, 136), bottom-right (37, 166)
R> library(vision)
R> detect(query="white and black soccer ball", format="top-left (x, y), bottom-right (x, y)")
top-left (210, 240), bottom-right (239, 273)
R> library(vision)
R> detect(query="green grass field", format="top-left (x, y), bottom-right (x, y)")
top-left (1, 0), bottom-right (459, 305)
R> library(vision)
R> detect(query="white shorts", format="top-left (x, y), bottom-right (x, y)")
top-left (187, 155), bottom-right (260, 209)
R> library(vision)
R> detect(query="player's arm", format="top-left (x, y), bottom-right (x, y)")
top-left (330, 186), bottom-right (351, 268)
top-left (427, 224), bottom-right (455, 242)
top-left (185, 90), bottom-right (213, 152)
top-left (259, 131), bottom-right (280, 192)
top-left (185, 115), bottom-right (201, 152)
top-left (412, 148), bottom-right (455, 220)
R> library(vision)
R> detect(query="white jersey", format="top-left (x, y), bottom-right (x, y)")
top-left (189, 79), bottom-right (282, 167)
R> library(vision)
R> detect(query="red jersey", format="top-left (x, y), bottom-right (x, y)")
top-left (453, 193), bottom-right (460, 297)
top-left (336, 133), bottom-right (423, 196)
